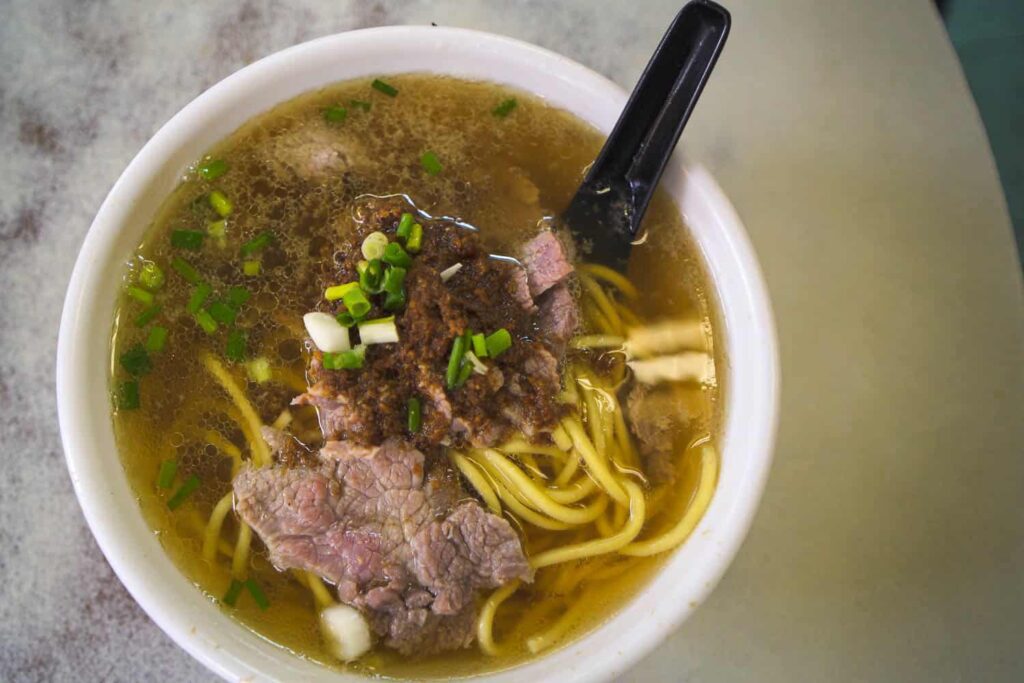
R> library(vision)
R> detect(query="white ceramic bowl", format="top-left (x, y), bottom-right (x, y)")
top-left (57, 26), bottom-right (778, 683)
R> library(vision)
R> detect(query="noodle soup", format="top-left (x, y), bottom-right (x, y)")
top-left (109, 74), bottom-right (721, 677)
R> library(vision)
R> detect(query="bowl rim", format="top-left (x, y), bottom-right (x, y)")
top-left (56, 24), bottom-right (779, 683)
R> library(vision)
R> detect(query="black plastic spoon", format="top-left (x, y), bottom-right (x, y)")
top-left (562, 0), bottom-right (730, 271)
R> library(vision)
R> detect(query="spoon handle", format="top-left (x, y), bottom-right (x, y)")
top-left (563, 0), bottom-right (730, 270)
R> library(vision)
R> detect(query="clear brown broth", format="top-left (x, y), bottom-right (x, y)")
top-left (110, 74), bottom-right (721, 678)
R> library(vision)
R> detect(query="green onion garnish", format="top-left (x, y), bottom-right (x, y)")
top-left (207, 219), bottom-right (227, 247)
top-left (396, 212), bottom-right (414, 240)
top-left (407, 397), bottom-right (422, 433)
top-left (455, 360), bottom-right (473, 388)
top-left (146, 326), bottom-right (169, 353)
top-left (187, 282), bottom-right (213, 314)
top-left (350, 99), bottom-right (371, 111)
top-left (382, 266), bottom-right (407, 311)
top-left (371, 78), bottom-right (398, 97)
top-left (446, 335), bottom-right (467, 389)
top-left (119, 343), bottom-right (152, 376)
top-left (359, 259), bottom-right (384, 293)
top-left (243, 260), bottom-right (261, 276)
top-left (225, 329), bottom-right (247, 362)
top-left (126, 286), bottom-right (154, 306)
top-left (336, 312), bottom-right (357, 328)
top-left (208, 190), bottom-right (233, 217)
top-left (361, 231), bottom-right (389, 260)
top-left (157, 459), bottom-right (178, 489)
top-left (406, 222), bottom-right (423, 253)
top-left (171, 229), bottom-right (205, 250)
top-left (244, 579), bottom-right (270, 610)
top-left (167, 474), bottom-right (200, 510)
top-left (342, 287), bottom-right (371, 319)
top-left (208, 300), bottom-right (237, 325)
top-left (139, 262), bottom-right (165, 290)
top-left (240, 231), bottom-right (273, 257)
top-left (171, 257), bottom-right (201, 284)
top-left (323, 105), bottom-right (347, 123)
top-left (199, 158), bottom-right (229, 181)
top-left (133, 304), bottom-right (162, 327)
top-left (383, 242), bottom-right (412, 268)
top-left (485, 328), bottom-right (513, 357)
top-left (493, 97), bottom-right (518, 118)
top-left (246, 357), bottom-right (272, 383)
top-left (325, 281), bottom-right (360, 301)
top-left (472, 332), bottom-right (488, 358)
top-left (322, 345), bottom-right (366, 370)
top-left (223, 579), bottom-right (244, 607)
top-left (420, 150), bottom-right (443, 175)
top-left (194, 309), bottom-right (218, 335)
top-left (117, 380), bottom-right (140, 410)
top-left (227, 286), bottom-right (251, 307)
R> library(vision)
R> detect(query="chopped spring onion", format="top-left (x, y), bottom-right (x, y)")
top-left (455, 361), bottom-right (473, 388)
top-left (464, 350), bottom-right (488, 375)
top-left (471, 332), bottom-right (488, 358)
top-left (350, 99), bottom-right (371, 111)
top-left (396, 212), bottom-right (414, 240)
top-left (361, 231), bottom-right (389, 260)
top-left (133, 304), bottom-right (162, 327)
top-left (485, 328), bottom-right (513, 358)
top-left (157, 459), bottom-right (178, 489)
top-left (382, 266), bottom-right (406, 311)
top-left (146, 326), bottom-right (168, 353)
top-left (382, 242), bottom-right (412, 268)
top-left (343, 287), bottom-right (371, 319)
top-left (336, 312), bottom-right (357, 328)
top-left (223, 579), bottom-right (244, 607)
top-left (187, 282), bottom-right (212, 314)
top-left (117, 380), bottom-right (140, 410)
top-left (406, 223), bottom-right (423, 253)
top-left (225, 329), bottom-right (246, 362)
top-left (208, 190), bottom-right (233, 217)
top-left (303, 311), bottom-right (351, 353)
top-left (208, 300), bottom-right (237, 325)
top-left (322, 345), bottom-right (366, 370)
top-left (244, 579), bottom-right (270, 610)
top-left (126, 286), bottom-right (154, 306)
top-left (323, 105), bottom-right (348, 123)
top-left (371, 78), bottom-right (398, 97)
top-left (207, 219), bottom-right (227, 247)
top-left (139, 262), bottom-right (165, 290)
top-left (359, 258), bottom-right (384, 293)
top-left (171, 257), bottom-right (201, 284)
top-left (358, 316), bottom-right (399, 345)
top-left (420, 150), bottom-right (443, 175)
top-left (227, 286), bottom-right (251, 307)
top-left (246, 357), bottom-right (272, 383)
top-left (240, 231), bottom-right (273, 257)
top-left (243, 260), bottom-right (261, 276)
top-left (325, 281), bottom-right (360, 302)
top-left (171, 229), bottom-right (205, 250)
top-left (446, 334), bottom-right (467, 389)
top-left (119, 343), bottom-right (152, 376)
top-left (439, 263), bottom-right (462, 282)
top-left (194, 309), bottom-right (218, 335)
top-left (198, 158), bottom-right (229, 181)
top-left (493, 97), bottom-right (518, 118)
top-left (167, 474), bottom-right (200, 510)
top-left (407, 397), bottom-right (422, 433)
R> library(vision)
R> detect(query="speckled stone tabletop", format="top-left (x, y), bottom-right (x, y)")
top-left (2, 1), bottom-right (1022, 681)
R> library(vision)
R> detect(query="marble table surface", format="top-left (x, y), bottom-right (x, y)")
top-left (2, 1), bottom-right (1022, 681)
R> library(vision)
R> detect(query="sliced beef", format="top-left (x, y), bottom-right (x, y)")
top-left (297, 197), bottom-right (570, 449)
top-left (535, 284), bottom-right (579, 356)
top-left (521, 230), bottom-right (574, 298)
top-left (233, 436), bottom-right (531, 655)
top-left (625, 385), bottom-right (692, 485)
